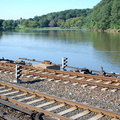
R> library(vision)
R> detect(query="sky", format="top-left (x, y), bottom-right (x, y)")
top-left (0, 0), bottom-right (101, 20)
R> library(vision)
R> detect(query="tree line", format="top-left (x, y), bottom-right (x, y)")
top-left (0, 9), bottom-right (91, 30)
top-left (0, 0), bottom-right (119, 31)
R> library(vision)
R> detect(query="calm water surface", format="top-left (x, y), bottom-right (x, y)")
top-left (0, 29), bottom-right (120, 73)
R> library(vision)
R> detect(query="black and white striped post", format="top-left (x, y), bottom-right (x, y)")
top-left (61, 57), bottom-right (68, 71)
top-left (14, 64), bottom-right (21, 83)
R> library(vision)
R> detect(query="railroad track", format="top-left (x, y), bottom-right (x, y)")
top-left (0, 62), bottom-right (120, 90)
top-left (0, 81), bottom-right (120, 120)
top-left (0, 62), bottom-right (120, 91)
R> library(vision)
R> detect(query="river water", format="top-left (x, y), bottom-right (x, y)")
top-left (0, 29), bottom-right (120, 73)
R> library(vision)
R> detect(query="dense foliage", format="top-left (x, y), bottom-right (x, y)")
top-left (0, 9), bottom-right (91, 30)
top-left (0, 0), bottom-right (119, 31)
top-left (0, 19), bottom-right (4, 30)
top-left (18, 9), bottom-right (91, 29)
top-left (85, 0), bottom-right (120, 30)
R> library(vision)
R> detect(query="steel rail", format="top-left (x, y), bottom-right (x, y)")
top-left (0, 99), bottom-right (34, 115)
top-left (19, 58), bottom-right (44, 63)
top-left (0, 62), bottom-right (16, 67)
top-left (1, 96), bottom-right (70, 120)
top-left (0, 62), bottom-right (120, 83)
top-left (0, 67), bottom-right (15, 72)
top-left (0, 81), bottom-right (120, 119)
top-left (0, 62), bottom-right (120, 90)
top-left (21, 65), bottom-right (120, 82)
top-left (21, 71), bottom-right (120, 89)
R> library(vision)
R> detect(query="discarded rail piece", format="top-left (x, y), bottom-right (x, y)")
top-left (19, 57), bottom-right (120, 78)
top-left (0, 99), bottom-right (44, 120)
top-left (0, 57), bottom-right (32, 66)
top-left (1, 57), bottom-right (120, 78)
top-left (0, 82), bottom-right (120, 120)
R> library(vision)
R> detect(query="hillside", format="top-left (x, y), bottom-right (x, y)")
top-left (0, 9), bottom-right (91, 30)
top-left (32, 9), bottom-right (91, 28)
top-left (86, 0), bottom-right (120, 30)
top-left (0, 0), bottom-right (120, 31)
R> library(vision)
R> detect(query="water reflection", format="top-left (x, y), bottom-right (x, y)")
top-left (0, 32), bottom-right (3, 40)
top-left (0, 30), bottom-right (120, 72)
top-left (91, 32), bottom-right (120, 65)
top-left (91, 32), bottom-right (120, 51)
top-left (36, 29), bottom-right (90, 43)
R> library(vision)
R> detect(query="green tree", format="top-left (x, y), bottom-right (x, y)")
top-left (2, 20), bottom-right (17, 30)
top-left (57, 19), bottom-right (65, 28)
top-left (28, 20), bottom-right (39, 28)
top-left (21, 20), bottom-right (29, 27)
top-left (86, 0), bottom-right (120, 30)
top-left (0, 19), bottom-right (4, 30)
top-left (49, 20), bottom-right (57, 27)
top-left (39, 18), bottom-right (49, 27)
top-left (110, 0), bottom-right (120, 29)
top-left (33, 16), bottom-right (40, 21)
top-left (64, 17), bottom-right (84, 28)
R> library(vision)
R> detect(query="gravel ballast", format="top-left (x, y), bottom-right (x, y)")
top-left (0, 71), bottom-right (120, 117)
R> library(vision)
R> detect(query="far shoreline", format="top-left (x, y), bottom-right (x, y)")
top-left (1, 27), bottom-right (120, 33)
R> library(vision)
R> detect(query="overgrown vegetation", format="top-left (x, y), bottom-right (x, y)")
top-left (0, 0), bottom-right (119, 31)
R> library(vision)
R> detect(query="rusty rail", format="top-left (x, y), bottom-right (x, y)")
top-left (20, 64), bottom-right (120, 82)
top-left (0, 61), bottom-right (120, 82)
top-left (21, 71), bottom-right (120, 89)
top-left (0, 62), bottom-right (16, 67)
top-left (0, 62), bottom-right (120, 90)
top-left (44, 68), bottom-right (120, 82)
top-left (0, 81), bottom-right (120, 119)
top-left (0, 67), bottom-right (15, 72)
top-left (0, 99), bottom-right (34, 115)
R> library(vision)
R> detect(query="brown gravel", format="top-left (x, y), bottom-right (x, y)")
top-left (0, 104), bottom-right (31, 120)
top-left (0, 71), bottom-right (120, 114)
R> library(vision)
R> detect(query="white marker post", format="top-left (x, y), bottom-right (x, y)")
top-left (62, 57), bottom-right (68, 71)
top-left (13, 64), bottom-right (21, 83)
